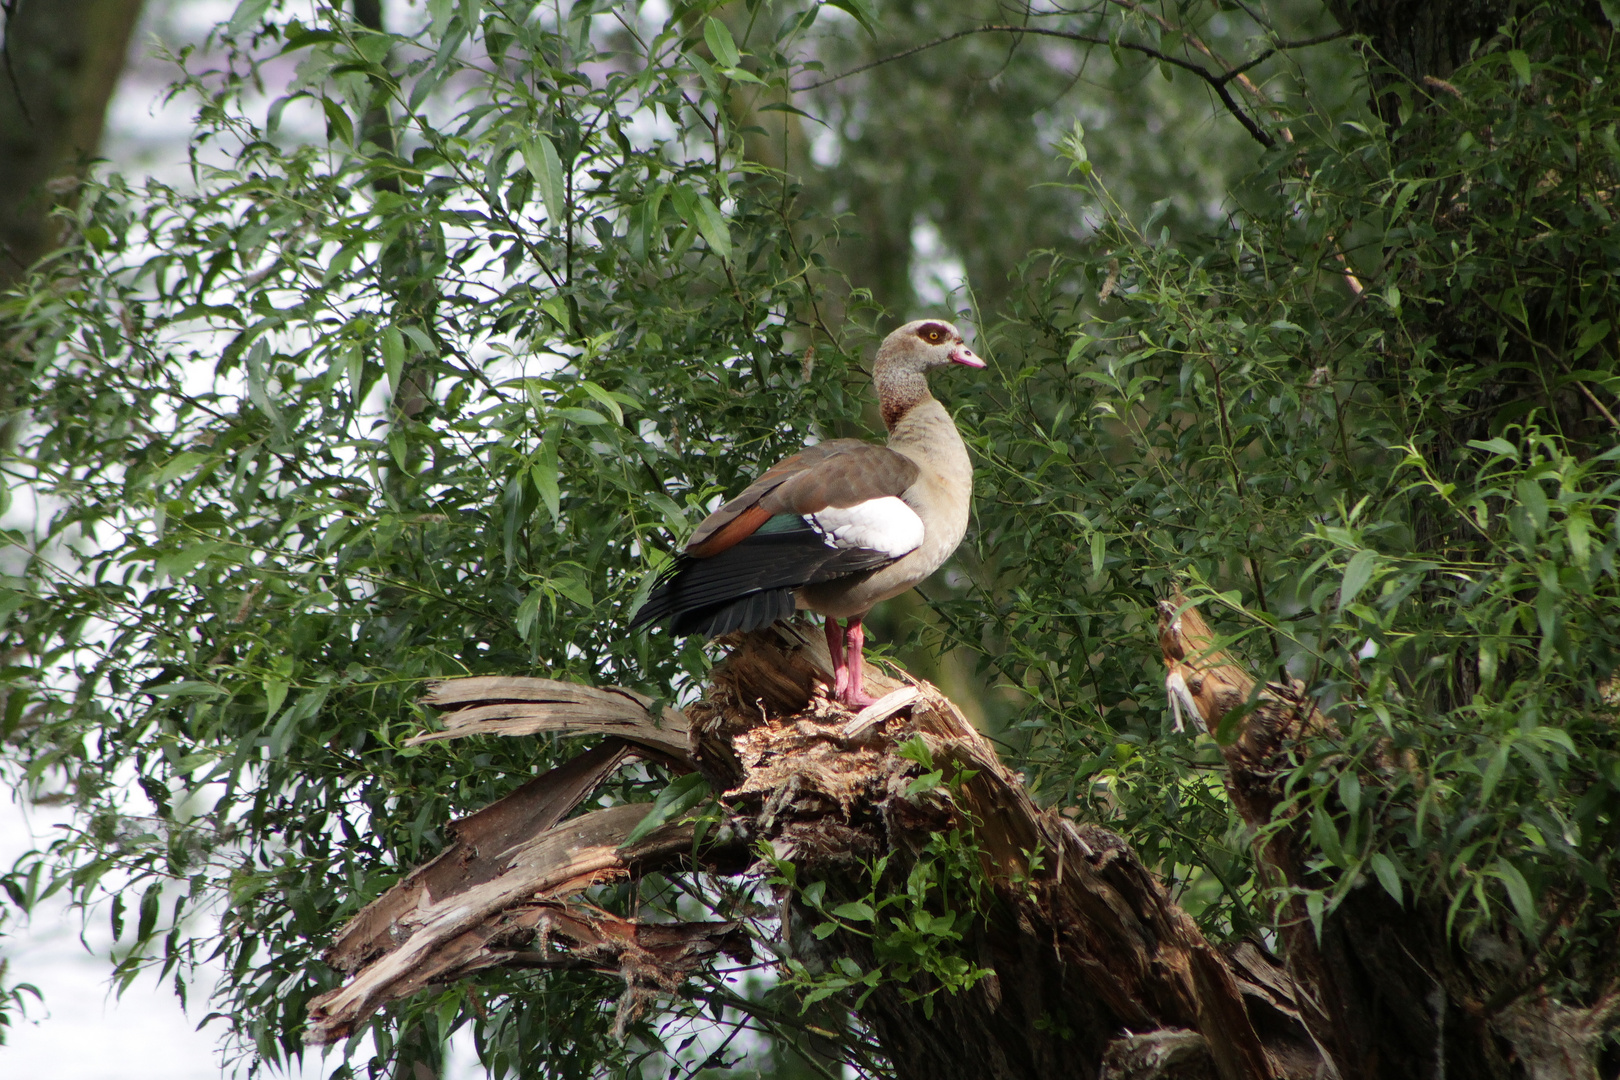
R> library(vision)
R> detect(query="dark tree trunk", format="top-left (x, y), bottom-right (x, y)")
top-left (1324, 0), bottom-right (1510, 87)
top-left (0, 0), bottom-right (142, 451)
top-left (0, 0), bottom-right (143, 285)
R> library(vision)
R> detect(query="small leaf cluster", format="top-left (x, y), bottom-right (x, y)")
top-left (773, 829), bottom-right (994, 1021)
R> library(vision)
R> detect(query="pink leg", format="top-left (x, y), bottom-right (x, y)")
top-left (841, 615), bottom-right (879, 708)
top-left (825, 616), bottom-right (849, 699)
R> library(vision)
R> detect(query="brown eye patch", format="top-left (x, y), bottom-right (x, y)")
top-left (915, 321), bottom-right (950, 344)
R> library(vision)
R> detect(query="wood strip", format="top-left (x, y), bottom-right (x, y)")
top-left (408, 677), bottom-right (690, 760)
top-left (307, 804), bottom-right (695, 1044)
top-left (325, 741), bottom-right (636, 974)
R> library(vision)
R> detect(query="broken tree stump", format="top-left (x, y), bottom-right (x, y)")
top-left (307, 622), bottom-right (1319, 1080)
top-left (1157, 597), bottom-right (1620, 1080)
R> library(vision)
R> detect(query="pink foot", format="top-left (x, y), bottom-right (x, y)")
top-left (825, 616), bottom-right (850, 700)
top-left (838, 616), bottom-right (879, 708)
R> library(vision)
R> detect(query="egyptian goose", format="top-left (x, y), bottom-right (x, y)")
top-left (630, 320), bottom-right (983, 706)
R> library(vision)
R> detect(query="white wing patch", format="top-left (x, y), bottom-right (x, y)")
top-left (807, 497), bottom-right (924, 558)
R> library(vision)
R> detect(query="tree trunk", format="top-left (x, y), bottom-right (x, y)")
top-left (1324, 0), bottom-right (1510, 88)
top-left (0, 0), bottom-right (142, 451)
top-left (0, 0), bottom-right (143, 285)
top-left (1160, 600), bottom-right (1620, 1080)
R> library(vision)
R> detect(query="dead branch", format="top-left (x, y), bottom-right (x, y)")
top-left (306, 803), bottom-right (706, 1043)
top-left (409, 676), bottom-right (691, 762)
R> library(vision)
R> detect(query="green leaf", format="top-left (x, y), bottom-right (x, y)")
top-left (622, 773), bottom-right (711, 847)
top-left (579, 381), bottom-right (625, 425)
top-left (263, 678), bottom-right (289, 720)
top-left (758, 102), bottom-right (822, 121)
top-left (1566, 509), bottom-right (1591, 570)
top-left (319, 96), bottom-right (354, 146)
top-left (1479, 741), bottom-right (1511, 805)
top-left (1572, 319), bottom-right (1611, 358)
top-left (1064, 333), bottom-right (1094, 364)
top-left (228, 0), bottom-right (272, 34)
top-left (1369, 853), bottom-right (1403, 905)
top-left (244, 340), bottom-right (284, 435)
top-left (1493, 860), bottom-right (1537, 935)
top-left (532, 426), bottom-right (561, 522)
top-left (1340, 549), bottom-right (1378, 608)
top-left (826, 0), bottom-right (879, 35)
top-left (905, 769), bottom-right (945, 797)
top-left (670, 186), bottom-right (731, 263)
top-left (1508, 50), bottom-right (1532, 85)
top-left (523, 133), bottom-right (568, 226)
top-left (142, 681), bottom-right (225, 698)
top-left (427, 0), bottom-right (454, 37)
top-left (831, 900), bottom-right (876, 922)
top-left (1337, 771), bottom-right (1362, 817)
top-left (895, 735), bottom-right (934, 768)
top-left (136, 881), bottom-right (162, 942)
top-left (1516, 478), bottom-right (1548, 532)
top-left (549, 574), bottom-right (593, 608)
top-left (514, 587), bottom-right (543, 641)
top-left (703, 18), bottom-right (741, 69)
top-left (1466, 437), bottom-right (1518, 459)
top-left (553, 406), bottom-right (608, 425)
top-left (382, 325), bottom-right (406, 399)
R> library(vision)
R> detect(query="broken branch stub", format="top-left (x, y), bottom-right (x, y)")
top-left (324, 739), bottom-right (638, 976)
top-left (306, 802), bottom-right (705, 1044)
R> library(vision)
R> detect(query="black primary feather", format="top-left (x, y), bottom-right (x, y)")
top-left (630, 516), bottom-right (895, 636)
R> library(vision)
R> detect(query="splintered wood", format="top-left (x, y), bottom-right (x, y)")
top-left (307, 622), bottom-right (1317, 1080)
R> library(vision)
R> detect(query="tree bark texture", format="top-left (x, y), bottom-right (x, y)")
top-left (1324, 0), bottom-right (1511, 87)
top-left (0, 0), bottom-right (143, 285)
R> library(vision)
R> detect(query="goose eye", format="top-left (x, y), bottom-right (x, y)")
top-left (927, 329), bottom-right (940, 341)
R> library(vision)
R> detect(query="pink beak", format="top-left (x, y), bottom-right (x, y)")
top-left (949, 343), bottom-right (986, 368)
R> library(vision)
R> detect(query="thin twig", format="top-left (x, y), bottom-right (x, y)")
top-left (789, 23), bottom-right (1344, 149)
top-left (1221, 30), bottom-right (1352, 84)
